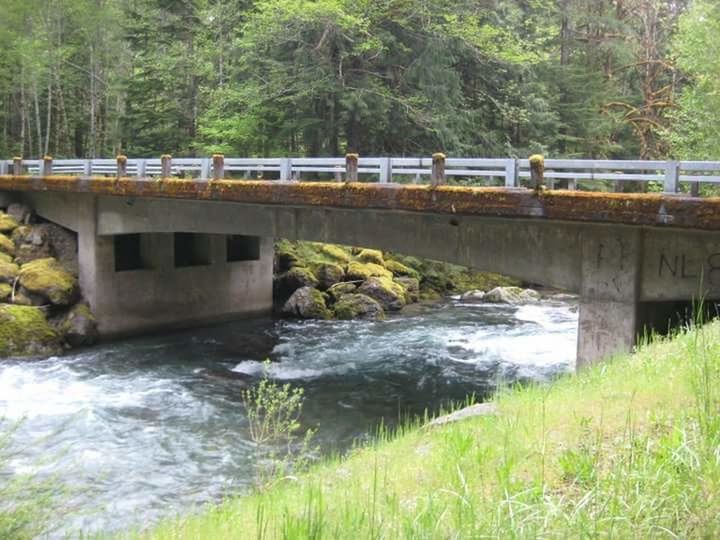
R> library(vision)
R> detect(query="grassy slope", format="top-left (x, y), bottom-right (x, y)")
top-left (145, 323), bottom-right (720, 539)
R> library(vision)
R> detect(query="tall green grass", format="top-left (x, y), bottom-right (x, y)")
top-left (144, 321), bottom-right (720, 539)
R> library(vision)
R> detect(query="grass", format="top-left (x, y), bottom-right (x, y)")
top-left (139, 321), bottom-right (720, 539)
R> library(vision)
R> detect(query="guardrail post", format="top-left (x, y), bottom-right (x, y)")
top-left (504, 158), bottom-right (517, 187)
top-left (83, 159), bottom-right (92, 176)
top-left (529, 154), bottom-right (545, 190)
top-left (41, 155), bottom-right (53, 176)
top-left (345, 153), bottom-right (358, 182)
top-left (663, 161), bottom-right (679, 194)
top-left (212, 153), bottom-right (225, 180)
top-left (691, 181), bottom-right (700, 197)
top-left (280, 158), bottom-right (291, 181)
top-left (161, 154), bottom-right (172, 178)
top-left (136, 159), bottom-right (146, 177)
top-left (116, 155), bottom-right (127, 178)
top-left (13, 157), bottom-right (23, 176)
top-left (0, 160), bottom-right (7, 176)
top-left (200, 158), bottom-right (211, 180)
top-left (431, 153), bottom-right (446, 187)
top-left (568, 178), bottom-right (577, 191)
top-left (379, 157), bottom-right (391, 183)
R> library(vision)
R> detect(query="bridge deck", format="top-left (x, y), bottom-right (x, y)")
top-left (1, 175), bottom-right (720, 231)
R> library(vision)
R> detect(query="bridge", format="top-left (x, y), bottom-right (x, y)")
top-left (2, 153), bottom-right (720, 368)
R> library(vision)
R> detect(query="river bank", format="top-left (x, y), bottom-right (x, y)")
top-left (144, 321), bottom-right (720, 539)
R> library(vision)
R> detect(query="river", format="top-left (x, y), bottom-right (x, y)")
top-left (0, 296), bottom-right (577, 535)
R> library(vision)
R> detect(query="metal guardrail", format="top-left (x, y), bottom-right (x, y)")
top-left (1, 155), bottom-right (718, 195)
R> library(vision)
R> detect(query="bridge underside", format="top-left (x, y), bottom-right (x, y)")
top-left (6, 189), bottom-right (720, 368)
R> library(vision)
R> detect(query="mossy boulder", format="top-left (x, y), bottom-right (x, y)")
top-left (275, 240), bottom-right (300, 272)
top-left (311, 262), bottom-right (345, 290)
top-left (59, 303), bottom-right (98, 347)
top-left (0, 304), bottom-right (62, 357)
top-left (385, 259), bottom-right (420, 280)
top-left (0, 283), bottom-right (10, 301)
top-left (0, 251), bottom-right (12, 264)
top-left (394, 276), bottom-right (420, 303)
top-left (281, 287), bottom-right (331, 320)
top-left (0, 234), bottom-right (15, 256)
top-left (14, 242), bottom-right (53, 266)
top-left (0, 213), bottom-right (18, 234)
top-left (319, 244), bottom-right (351, 264)
top-left (357, 249), bottom-right (385, 266)
top-left (358, 276), bottom-right (407, 311)
top-left (334, 294), bottom-right (385, 321)
top-left (346, 261), bottom-right (392, 281)
top-left (18, 257), bottom-right (78, 306)
top-left (327, 282), bottom-right (358, 302)
top-left (274, 266), bottom-right (318, 300)
top-left (0, 260), bottom-right (19, 284)
top-left (484, 286), bottom-right (540, 304)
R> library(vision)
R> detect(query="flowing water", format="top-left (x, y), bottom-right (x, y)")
top-left (0, 296), bottom-right (577, 535)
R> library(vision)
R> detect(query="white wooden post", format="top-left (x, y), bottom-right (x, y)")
top-left (116, 155), bottom-right (127, 178)
top-left (13, 157), bottom-right (23, 176)
top-left (664, 161), bottom-right (679, 193)
top-left (161, 154), bottom-right (172, 178)
top-left (568, 178), bottom-right (577, 191)
top-left (136, 159), bottom-right (147, 177)
top-left (41, 155), bottom-right (53, 176)
top-left (0, 161), bottom-right (7, 175)
top-left (379, 157), bottom-right (391, 183)
top-left (504, 158), bottom-right (517, 187)
top-left (529, 155), bottom-right (544, 190)
top-left (212, 154), bottom-right (225, 180)
top-left (345, 153), bottom-right (359, 182)
top-left (280, 158), bottom-right (291, 181)
top-left (83, 159), bottom-right (92, 176)
top-left (431, 153), bottom-right (446, 187)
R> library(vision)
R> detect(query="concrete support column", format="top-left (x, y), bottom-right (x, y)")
top-left (577, 228), bottom-right (643, 368)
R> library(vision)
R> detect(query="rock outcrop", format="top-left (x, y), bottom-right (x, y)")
top-left (484, 286), bottom-right (540, 304)
top-left (0, 209), bottom-right (97, 359)
top-left (273, 240), bottom-right (523, 321)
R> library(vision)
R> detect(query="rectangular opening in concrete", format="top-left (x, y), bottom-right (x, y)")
top-left (114, 234), bottom-right (149, 272)
top-left (226, 235), bottom-right (260, 262)
top-left (174, 232), bottom-right (211, 267)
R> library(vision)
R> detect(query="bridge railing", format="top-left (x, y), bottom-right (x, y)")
top-left (3, 155), bottom-right (720, 196)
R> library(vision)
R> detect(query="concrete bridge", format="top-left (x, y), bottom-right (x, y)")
top-left (2, 154), bottom-right (720, 368)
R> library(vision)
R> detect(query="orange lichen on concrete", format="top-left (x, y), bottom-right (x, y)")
top-left (2, 175), bottom-right (720, 231)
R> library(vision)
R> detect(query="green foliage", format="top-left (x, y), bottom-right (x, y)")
top-left (666, 0), bottom-right (720, 159)
top-left (241, 362), bottom-right (316, 484)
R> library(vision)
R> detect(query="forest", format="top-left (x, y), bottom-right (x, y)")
top-left (0, 0), bottom-right (717, 161)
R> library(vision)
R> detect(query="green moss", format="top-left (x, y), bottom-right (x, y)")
top-left (0, 234), bottom-right (15, 256)
top-left (309, 261), bottom-right (345, 290)
top-left (0, 304), bottom-right (61, 357)
top-left (358, 276), bottom-right (407, 311)
top-left (0, 213), bottom-right (18, 233)
top-left (334, 293), bottom-right (384, 321)
top-left (18, 257), bottom-right (78, 305)
top-left (385, 259), bottom-right (420, 280)
top-left (357, 249), bottom-right (385, 266)
top-left (327, 282), bottom-right (358, 302)
top-left (0, 251), bottom-right (12, 264)
top-left (0, 283), bottom-right (10, 301)
top-left (275, 239), bottom-right (300, 271)
top-left (346, 261), bottom-right (392, 281)
top-left (0, 260), bottom-right (19, 283)
top-left (319, 244), bottom-right (352, 264)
